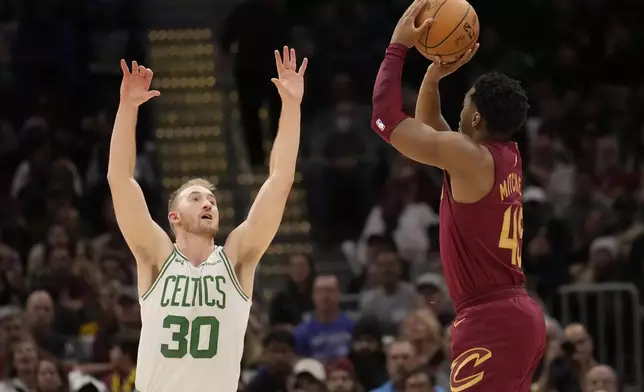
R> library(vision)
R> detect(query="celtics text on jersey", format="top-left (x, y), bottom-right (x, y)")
top-left (135, 245), bottom-right (251, 392)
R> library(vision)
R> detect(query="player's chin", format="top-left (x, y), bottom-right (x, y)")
top-left (201, 220), bottom-right (219, 234)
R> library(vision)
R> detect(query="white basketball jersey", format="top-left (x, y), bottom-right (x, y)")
top-left (135, 245), bottom-right (251, 392)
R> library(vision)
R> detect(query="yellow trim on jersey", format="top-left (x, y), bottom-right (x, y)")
top-left (140, 250), bottom-right (176, 301)
top-left (217, 248), bottom-right (250, 301)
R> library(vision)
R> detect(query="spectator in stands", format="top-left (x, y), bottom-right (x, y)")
top-left (565, 323), bottom-right (597, 389)
top-left (360, 250), bottom-right (418, 334)
top-left (0, 337), bottom-right (39, 392)
top-left (399, 367), bottom-right (438, 392)
top-left (0, 307), bottom-right (25, 342)
top-left (572, 236), bottom-right (622, 283)
top-left (92, 287), bottom-right (140, 364)
top-left (244, 296), bottom-right (268, 370)
top-left (89, 197), bottom-right (128, 265)
top-left (371, 340), bottom-right (418, 392)
top-left (398, 310), bottom-right (448, 391)
top-left (243, 329), bottom-right (296, 392)
top-left (346, 236), bottom-right (392, 294)
top-left (348, 159), bottom-right (438, 272)
top-left (290, 358), bottom-right (327, 392)
top-left (584, 364), bottom-right (619, 392)
top-left (270, 253), bottom-right (316, 328)
top-left (102, 332), bottom-right (137, 392)
top-left (347, 317), bottom-right (387, 391)
top-left (522, 187), bottom-right (572, 303)
top-left (294, 275), bottom-right (353, 363)
top-left (414, 274), bottom-right (452, 328)
top-left (326, 359), bottom-right (362, 392)
top-left (35, 359), bottom-right (69, 392)
top-left (26, 224), bottom-right (73, 277)
top-left (307, 84), bottom-right (375, 241)
top-left (0, 249), bottom-right (26, 307)
top-left (25, 291), bottom-right (67, 359)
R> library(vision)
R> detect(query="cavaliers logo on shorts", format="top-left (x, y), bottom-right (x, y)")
top-left (450, 347), bottom-right (492, 392)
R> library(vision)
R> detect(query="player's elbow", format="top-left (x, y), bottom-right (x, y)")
top-left (371, 105), bottom-right (408, 138)
top-left (106, 170), bottom-right (134, 188)
top-left (269, 174), bottom-right (295, 191)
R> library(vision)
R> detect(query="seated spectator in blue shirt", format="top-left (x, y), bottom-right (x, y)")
top-left (294, 275), bottom-right (354, 363)
top-left (399, 366), bottom-right (446, 392)
top-left (371, 340), bottom-right (418, 392)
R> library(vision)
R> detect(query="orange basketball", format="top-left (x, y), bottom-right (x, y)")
top-left (414, 0), bottom-right (479, 63)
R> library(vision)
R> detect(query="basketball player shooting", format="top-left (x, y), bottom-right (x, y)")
top-left (107, 46), bottom-right (307, 392)
top-left (370, 1), bottom-right (546, 391)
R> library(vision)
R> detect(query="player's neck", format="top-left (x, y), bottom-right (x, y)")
top-left (174, 234), bottom-right (216, 265)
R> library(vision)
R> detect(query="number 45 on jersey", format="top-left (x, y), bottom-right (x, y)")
top-left (499, 205), bottom-right (523, 268)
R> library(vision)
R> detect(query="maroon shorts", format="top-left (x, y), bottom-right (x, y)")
top-left (450, 288), bottom-right (546, 392)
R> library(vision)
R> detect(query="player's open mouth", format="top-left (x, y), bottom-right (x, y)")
top-left (201, 213), bottom-right (212, 221)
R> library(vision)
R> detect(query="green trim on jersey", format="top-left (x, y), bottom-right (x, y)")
top-left (218, 248), bottom-right (250, 301)
top-left (173, 244), bottom-right (211, 268)
top-left (141, 251), bottom-right (176, 301)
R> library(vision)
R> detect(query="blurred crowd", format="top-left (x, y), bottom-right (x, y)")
top-left (0, 0), bottom-right (643, 391)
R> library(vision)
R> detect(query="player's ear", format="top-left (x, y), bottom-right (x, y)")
top-left (168, 211), bottom-right (179, 225)
top-left (472, 111), bottom-right (481, 128)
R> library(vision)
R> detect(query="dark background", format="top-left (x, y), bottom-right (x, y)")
top-left (0, 0), bottom-right (643, 391)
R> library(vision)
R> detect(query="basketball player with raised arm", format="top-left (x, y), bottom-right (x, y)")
top-left (106, 46), bottom-right (307, 392)
top-left (370, 1), bottom-right (546, 391)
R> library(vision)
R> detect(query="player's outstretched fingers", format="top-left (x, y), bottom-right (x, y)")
top-left (144, 68), bottom-right (154, 81)
top-left (289, 48), bottom-right (297, 70)
top-left (132, 61), bottom-right (139, 75)
top-left (274, 50), bottom-right (284, 73)
top-left (283, 46), bottom-right (290, 69)
top-left (120, 59), bottom-right (130, 75)
top-left (297, 57), bottom-right (309, 76)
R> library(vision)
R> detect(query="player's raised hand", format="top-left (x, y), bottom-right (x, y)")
top-left (391, 0), bottom-right (432, 48)
top-left (119, 59), bottom-right (161, 107)
top-left (426, 43), bottom-right (479, 81)
top-left (272, 46), bottom-right (308, 105)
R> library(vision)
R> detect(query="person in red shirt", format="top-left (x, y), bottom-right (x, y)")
top-left (370, 1), bottom-right (546, 391)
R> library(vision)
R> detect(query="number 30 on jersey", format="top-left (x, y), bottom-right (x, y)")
top-left (498, 205), bottom-right (523, 268)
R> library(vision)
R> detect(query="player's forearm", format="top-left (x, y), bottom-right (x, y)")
top-left (370, 43), bottom-right (409, 143)
top-left (107, 103), bottom-right (138, 180)
top-left (416, 74), bottom-right (451, 132)
top-left (268, 102), bottom-right (300, 184)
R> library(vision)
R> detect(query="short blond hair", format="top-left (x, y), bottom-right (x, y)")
top-left (399, 309), bottom-right (442, 343)
top-left (167, 178), bottom-right (216, 211)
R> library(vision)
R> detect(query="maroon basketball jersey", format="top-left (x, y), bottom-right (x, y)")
top-left (439, 141), bottom-right (525, 308)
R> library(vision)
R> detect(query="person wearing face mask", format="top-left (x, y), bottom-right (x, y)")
top-left (314, 101), bottom-right (374, 242)
top-left (347, 317), bottom-right (387, 391)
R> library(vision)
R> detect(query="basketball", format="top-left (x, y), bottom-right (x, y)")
top-left (414, 0), bottom-right (479, 63)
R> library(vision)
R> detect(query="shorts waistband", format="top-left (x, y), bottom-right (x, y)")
top-left (455, 285), bottom-right (527, 313)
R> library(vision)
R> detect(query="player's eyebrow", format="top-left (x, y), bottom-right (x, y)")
top-left (188, 190), bottom-right (217, 201)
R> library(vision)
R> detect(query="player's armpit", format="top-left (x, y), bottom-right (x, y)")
top-left (390, 117), bottom-right (490, 173)
top-left (225, 175), bottom-right (293, 266)
top-left (107, 176), bottom-right (173, 266)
